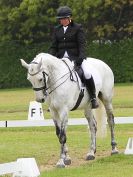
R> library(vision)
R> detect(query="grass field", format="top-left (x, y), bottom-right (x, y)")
top-left (0, 83), bottom-right (133, 120)
top-left (0, 125), bottom-right (133, 177)
top-left (0, 83), bottom-right (133, 177)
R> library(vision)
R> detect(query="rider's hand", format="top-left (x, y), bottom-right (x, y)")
top-left (76, 57), bottom-right (83, 66)
top-left (74, 62), bottom-right (81, 72)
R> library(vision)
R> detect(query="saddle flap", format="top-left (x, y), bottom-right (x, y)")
top-left (74, 66), bottom-right (85, 84)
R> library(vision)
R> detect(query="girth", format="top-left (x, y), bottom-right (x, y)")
top-left (62, 59), bottom-right (85, 111)
top-left (71, 88), bottom-right (85, 111)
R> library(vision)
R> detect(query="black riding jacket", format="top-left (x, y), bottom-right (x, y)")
top-left (48, 21), bottom-right (86, 65)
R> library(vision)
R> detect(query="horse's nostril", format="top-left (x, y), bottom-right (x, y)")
top-left (42, 98), bottom-right (45, 103)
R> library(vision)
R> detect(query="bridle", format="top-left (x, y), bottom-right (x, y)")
top-left (34, 72), bottom-right (48, 92)
top-left (28, 60), bottom-right (76, 95)
top-left (28, 61), bottom-right (49, 93)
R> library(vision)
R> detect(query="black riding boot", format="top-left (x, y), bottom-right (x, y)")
top-left (85, 76), bottom-right (99, 109)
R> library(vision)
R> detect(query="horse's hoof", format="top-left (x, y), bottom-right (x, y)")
top-left (64, 156), bottom-right (71, 165)
top-left (86, 154), bottom-right (95, 160)
top-left (56, 159), bottom-right (65, 168)
top-left (56, 164), bottom-right (65, 168)
top-left (111, 149), bottom-right (119, 155)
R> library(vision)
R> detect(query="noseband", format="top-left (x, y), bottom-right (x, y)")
top-left (28, 70), bottom-right (48, 92)
top-left (33, 71), bottom-right (48, 92)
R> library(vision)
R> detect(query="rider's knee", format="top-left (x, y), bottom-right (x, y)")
top-left (84, 72), bottom-right (92, 79)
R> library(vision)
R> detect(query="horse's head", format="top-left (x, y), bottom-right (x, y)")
top-left (20, 59), bottom-right (48, 103)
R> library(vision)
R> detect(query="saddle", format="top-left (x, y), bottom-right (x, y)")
top-left (74, 65), bottom-right (85, 84)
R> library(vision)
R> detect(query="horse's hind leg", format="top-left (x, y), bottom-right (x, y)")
top-left (85, 108), bottom-right (97, 160)
top-left (101, 95), bottom-right (119, 155)
top-left (106, 104), bottom-right (119, 154)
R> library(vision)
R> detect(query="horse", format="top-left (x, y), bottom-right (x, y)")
top-left (20, 53), bottom-right (118, 168)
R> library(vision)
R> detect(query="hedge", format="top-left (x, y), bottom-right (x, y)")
top-left (88, 39), bottom-right (133, 83)
top-left (0, 41), bottom-right (49, 88)
top-left (0, 40), bottom-right (132, 89)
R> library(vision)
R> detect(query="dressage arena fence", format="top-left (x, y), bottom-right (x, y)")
top-left (0, 117), bottom-right (133, 128)
top-left (1, 101), bottom-right (133, 128)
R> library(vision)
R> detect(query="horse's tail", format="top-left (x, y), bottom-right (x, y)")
top-left (93, 100), bottom-right (107, 138)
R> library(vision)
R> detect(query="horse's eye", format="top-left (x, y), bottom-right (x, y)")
top-left (39, 78), bottom-right (43, 82)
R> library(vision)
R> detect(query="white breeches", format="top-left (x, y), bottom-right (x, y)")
top-left (81, 59), bottom-right (92, 79)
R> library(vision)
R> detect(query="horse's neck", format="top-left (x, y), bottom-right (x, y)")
top-left (48, 58), bottom-right (61, 70)
top-left (43, 57), bottom-right (65, 84)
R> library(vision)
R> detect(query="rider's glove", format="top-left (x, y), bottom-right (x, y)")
top-left (74, 62), bottom-right (81, 72)
top-left (76, 57), bottom-right (83, 66)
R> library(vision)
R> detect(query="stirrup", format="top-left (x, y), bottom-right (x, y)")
top-left (91, 98), bottom-right (99, 109)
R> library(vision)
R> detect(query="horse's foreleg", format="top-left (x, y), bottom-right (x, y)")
top-left (54, 120), bottom-right (71, 168)
top-left (59, 127), bottom-right (71, 166)
top-left (85, 110), bottom-right (97, 160)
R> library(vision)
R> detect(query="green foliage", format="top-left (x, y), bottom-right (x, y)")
top-left (52, 0), bottom-right (133, 42)
top-left (0, 0), bottom-right (133, 43)
top-left (0, 41), bottom-right (49, 88)
top-left (88, 39), bottom-right (133, 82)
top-left (0, 0), bottom-right (59, 44)
top-left (0, 39), bottom-right (132, 89)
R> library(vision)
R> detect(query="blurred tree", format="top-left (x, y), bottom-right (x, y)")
top-left (58, 0), bottom-right (133, 42)
top-left (0, 0), bottom-right (133, 44)
top-left (0, 0), bottom-right (59, 44)
top-left (93, 0), bottom-right (133, 41)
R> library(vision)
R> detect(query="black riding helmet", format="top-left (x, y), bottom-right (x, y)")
top-left (56, 6), bottom-right (72, 19)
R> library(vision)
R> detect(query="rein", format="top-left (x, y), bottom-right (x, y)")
top-left (47, 60), bottom-right (77, 94)
top-left (29, 59), bottom-right (84, 110)
top-left (29, 60), bottom-right (76, 94)
top-left (48, 74), bottom-right (70, 94)
top-left (44, 71), bottom-right (72, 94)
top-left (62, 60), bottom-right (75, 81)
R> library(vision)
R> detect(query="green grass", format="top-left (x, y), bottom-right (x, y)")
top-left (0, 84), bottom-right (133, 176)
top-left (42, 155), bottom-right (133, 177)
top-left (0, 125), bottom-right (133, 177)
top-left (0, 83), bottom-right (133, 120)
top-left (113, 83), bottom-right (133, 117)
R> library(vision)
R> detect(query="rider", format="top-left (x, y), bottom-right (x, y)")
top-left (48, 6), bottom-right (99, 109)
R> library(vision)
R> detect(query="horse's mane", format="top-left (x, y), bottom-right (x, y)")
top-left (32, 53), bottom-right (55, 63)
top-left (32, 53), bottom-right (73, 69)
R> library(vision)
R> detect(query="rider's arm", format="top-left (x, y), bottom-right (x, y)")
top-left (76, 25), bottom-right (86, 65)
top-left (48, 28), bottom-right (58, 56)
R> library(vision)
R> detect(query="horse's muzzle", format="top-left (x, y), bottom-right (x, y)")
top-left (36, 98), bottom-right (45, 103)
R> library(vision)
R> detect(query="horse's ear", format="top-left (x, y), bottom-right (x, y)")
top-left (37, 59), bottom-right (42, 70)
top-left (20, 59), bottom-right (29, 69)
